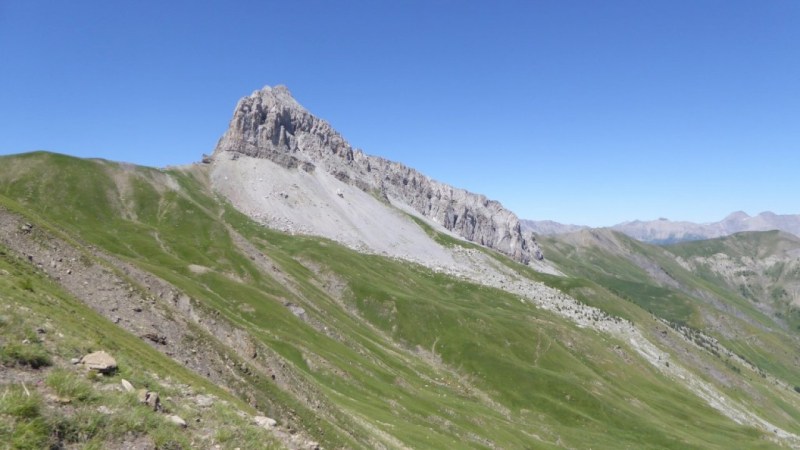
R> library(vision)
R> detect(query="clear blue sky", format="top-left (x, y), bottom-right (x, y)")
top-left (1, 1), bottom-right (798, 226)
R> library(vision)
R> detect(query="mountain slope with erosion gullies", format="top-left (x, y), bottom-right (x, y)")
top-left (210, 85), bottom-right (541, 265)
top-left (543, 228), bottom-right (800, 425)
top-left (665, 231), bottom-right (800, 330)
top-left (2, 151), bottom-right (800, 448)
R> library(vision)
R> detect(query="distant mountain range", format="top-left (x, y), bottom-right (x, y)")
top-left (522, 211), bottom-right (800, 244)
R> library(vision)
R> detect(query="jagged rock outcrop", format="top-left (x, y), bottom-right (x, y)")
top-left (213, 85), bottom-right (541, 263)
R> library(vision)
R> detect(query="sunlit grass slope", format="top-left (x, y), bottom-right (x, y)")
top-left (0, 152), bottom-right (790, 449)
top-left (0, 242), bottom-right (280, 449)
top-left (541, 228), bottom-right (800, 422)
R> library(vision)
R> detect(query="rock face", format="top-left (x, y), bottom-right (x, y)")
top-left (213, 85), bottom-right (539, 263)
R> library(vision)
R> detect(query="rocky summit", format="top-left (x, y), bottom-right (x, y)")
top-left (212, 85), bottom-right (540, 263)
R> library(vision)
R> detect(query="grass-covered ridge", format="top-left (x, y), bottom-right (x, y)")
top-left (0, 151), bottom-right (796, 448)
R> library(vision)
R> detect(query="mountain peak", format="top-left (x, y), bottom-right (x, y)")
top-left (213, 84), bottom-right (350, 166)
top-left (724, 211), bottom-right (750, 221)
top-left (270, 84), bottom-right (291, 94)
top-left (211, 86), bottom-right (538, 264)
top-left (251, 84), bottom-right (303, 109)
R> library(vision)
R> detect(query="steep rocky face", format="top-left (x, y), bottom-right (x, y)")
top-left (213, 85), bottom-right (540, 263)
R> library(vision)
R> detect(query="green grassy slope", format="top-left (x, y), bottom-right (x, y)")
top-left (665, 231), bottom-right (800, 316)
top-left (0, 152), bottom-right (795, 449)
top-left (661, 232), bottom-right (800, 381)
top-left (0, 241), bottom-right (280, 449)
top-left (542, 228), bottom-right (800, 429)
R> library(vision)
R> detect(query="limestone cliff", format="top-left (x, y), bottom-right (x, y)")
top-left (212, 85), bottom-right (541, 263)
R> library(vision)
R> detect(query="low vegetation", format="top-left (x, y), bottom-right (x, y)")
top-left (0, 152), bottom-right (799, 448)
top-left (0, 238), bottom-right (280, 449)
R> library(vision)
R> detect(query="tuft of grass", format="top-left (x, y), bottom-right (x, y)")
top-left (1, 341), bottom-right (52, 369)
top-left (48, 408), bottom-right (109, 445)
top-left (0, 308), bottom-right (52, 369)
top-left (46, 368), bottom-right (97, 403)
top-left (212, 402), bottom-right (281, 450)
top-left (4, 417), bottom-right (51, 449)
top-left (0, 385), bottom-right (51, 449)
top-left (18, 277), bottom-right (34, 292)
top-left (0, 384), bottom-right (43, 419)
top-left (151, 424), bottom-right (191, 450)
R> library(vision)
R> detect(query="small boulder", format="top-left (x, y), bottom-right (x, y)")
top-left (120, 379), bottom-right (135, 392)
top-left (167, 415), bottom-right (187, 428)
top-left (254, 416), bottom-right (277, 429)
top-left (138, 389), bottom-right (160, 411)
top-left (47, 394), bottom-right (71, 404)
top-left (80, 351), bottom-right (117, 374)
top-left (142, 333), bottom-right (167, 345)
top-left (194, 394), bottom-right (214, 407)
top-left (145, 391), bottom-right (160, 411)
top-left (285, 303), bottom-right (306, 319)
